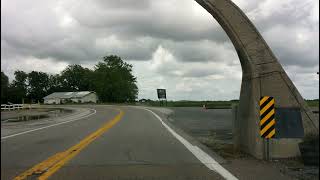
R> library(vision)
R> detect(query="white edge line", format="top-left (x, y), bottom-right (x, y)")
top-left (1, 109), bottom-right (97, 140)
top-left (143, 108), bottom-right (238, 180)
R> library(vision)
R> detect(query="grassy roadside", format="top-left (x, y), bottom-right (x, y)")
top-left (306, 99), bottom-right (319, 107)
top-left (139, 99), bottom-right (318, 109)
top-left (139, 100), bottom-right (239, 109)
top-left (38, 99), bottom-right (318, 109)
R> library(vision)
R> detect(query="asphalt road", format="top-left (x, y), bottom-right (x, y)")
top-left (1, 105), bottom-right (234, 180)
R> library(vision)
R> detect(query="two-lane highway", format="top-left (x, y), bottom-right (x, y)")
top-left (1, 105), bottom-right (236, 180)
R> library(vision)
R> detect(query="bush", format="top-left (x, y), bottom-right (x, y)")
top-left (299, 133), bottom-right (319, 166)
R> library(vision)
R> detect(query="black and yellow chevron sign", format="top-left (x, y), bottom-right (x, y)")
top-left (260, 96), bottom-right (276, 138)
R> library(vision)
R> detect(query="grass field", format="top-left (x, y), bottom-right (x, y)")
top-left (140, 100), bottom-right (238, 109)
top-left (139, 99), bottom-right (319, 109)
top-left (306, 99), bottom-right (319, 107)
top-left (41, 99), bottom-right (318, 109)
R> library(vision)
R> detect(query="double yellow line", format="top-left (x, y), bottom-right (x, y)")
top-left (14, 109), bottom-right (124, 180)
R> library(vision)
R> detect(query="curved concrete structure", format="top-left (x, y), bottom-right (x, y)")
top-left (195, 0), bottom-right (318, 159)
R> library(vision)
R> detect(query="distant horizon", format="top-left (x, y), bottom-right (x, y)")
top-left (2, 68), bottom-right (318, 102)
top-left (137, 98), bottom-right (319, 101)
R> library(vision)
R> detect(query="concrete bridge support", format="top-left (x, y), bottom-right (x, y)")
top-left (195, 0), bottom-right (319, 159)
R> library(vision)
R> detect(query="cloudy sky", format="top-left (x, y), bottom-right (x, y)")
top-left (1, 0), bottom-right (319, 100)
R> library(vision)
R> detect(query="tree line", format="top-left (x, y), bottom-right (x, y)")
top-left (1, 55), bottom-right (138, 104)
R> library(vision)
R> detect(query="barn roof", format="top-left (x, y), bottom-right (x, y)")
top-left (43, 91), bottom-right (95, 99)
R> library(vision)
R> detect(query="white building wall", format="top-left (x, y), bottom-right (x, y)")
top-left (43, 92), bottom-right (98, 104)
top-left (71, 98), bottom-right (81, 103)
top-left (81, 93), bottom-right (97, 103)
top-left (44, 98), bottom-right (61, 104)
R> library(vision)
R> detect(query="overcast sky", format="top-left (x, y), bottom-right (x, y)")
top-left (1, 0), bottom-right (319, 100)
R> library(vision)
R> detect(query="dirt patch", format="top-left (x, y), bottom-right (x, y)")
top-left (195, 130), bottom-right (244, 160)
top-left (277, 158), bottom-right (319, 180)
top-left (198, 131), bottom-right (319, 180)
top-left (167, 107), bottom-right (319, 179)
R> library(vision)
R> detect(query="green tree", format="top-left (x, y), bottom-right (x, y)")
top-left (47, 74), bottom-right (64, 93)
top-left (1, 72), bottom-right (9, 103)
top-left (27, 71), bottom-right (50, 102)
top-left (92, 55), bottom-right (138, 102)
top-left (7, 71), bottom-right (28, 103)
top-left (60, 64), bottom-right (93, 91)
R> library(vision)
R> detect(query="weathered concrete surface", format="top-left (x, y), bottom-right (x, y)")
top-left (195, 0), bottom-right (318, 159)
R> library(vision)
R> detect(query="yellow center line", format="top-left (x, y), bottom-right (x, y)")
top-left (14, 109), bottom-right (124, 180)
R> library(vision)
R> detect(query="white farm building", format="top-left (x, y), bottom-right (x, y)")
top-left (43, 91), bottom-right (98, 104)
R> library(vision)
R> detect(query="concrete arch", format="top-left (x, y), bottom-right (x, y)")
top-left (195, 0), bottom-right (318, 159)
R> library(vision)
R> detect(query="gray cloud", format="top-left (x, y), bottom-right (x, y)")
top-left (1, 0), bottom-right (319, 100)
top-left (93, 0), bottom-right (150, 10)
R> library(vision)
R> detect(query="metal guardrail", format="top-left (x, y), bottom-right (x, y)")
top-left (1, 104), bottom-right (40, 111)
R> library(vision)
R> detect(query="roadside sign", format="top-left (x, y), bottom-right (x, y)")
top-left (260, 96), bottom-right (275, 139)
top-left (157, 89), bottom-right (166, 99)
top-left (274, 108), bottom-right (304, 138)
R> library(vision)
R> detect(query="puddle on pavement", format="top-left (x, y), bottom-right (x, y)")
top-left (3, 115), bottom-right (50, 122)
top-left (1, 108), bottom-right (73, 122)
top-left (47, 108), bottom-right (73, 116)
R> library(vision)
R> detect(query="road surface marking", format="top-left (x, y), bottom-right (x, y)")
top-left (1, 109), bottom-right (97, 140)
top-left (14, 109), bottom-right (124, 180)
top-left (144, 108), bottom-right (238, 180)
